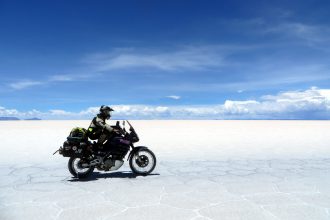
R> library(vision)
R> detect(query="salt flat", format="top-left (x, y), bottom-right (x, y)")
top-left (0, 120), bottom-right (330, 220)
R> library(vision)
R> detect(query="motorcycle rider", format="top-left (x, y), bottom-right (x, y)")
top-left (88, 105), bottom-right (117, 146)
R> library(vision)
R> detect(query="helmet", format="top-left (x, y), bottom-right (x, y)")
top-left (99, 105), bottom-right (114, 119)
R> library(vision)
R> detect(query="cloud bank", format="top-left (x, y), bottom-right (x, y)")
top-left (1, 88), bottom-right (330, 119)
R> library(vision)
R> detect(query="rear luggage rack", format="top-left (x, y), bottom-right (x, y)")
top-left (53, 147), bottom-right (63, 155)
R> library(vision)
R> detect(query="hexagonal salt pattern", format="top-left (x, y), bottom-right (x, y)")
top-left (0, 120), bottom-right (330, 219)
top-left (1, 158), bottom-right (330, 220)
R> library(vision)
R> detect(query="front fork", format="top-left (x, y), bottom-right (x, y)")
top-left (131, 145), bottom-right (140, 161)
top-left (128, 144), bottom-right (139, 161)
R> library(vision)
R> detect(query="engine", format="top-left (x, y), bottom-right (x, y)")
top-left (100, 159), bottom-right (124, 171)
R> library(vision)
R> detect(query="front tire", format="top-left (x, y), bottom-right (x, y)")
top-left (129, 149), bottom-right (156, 175)
top-left (68, 157), bottom-right (94, 179)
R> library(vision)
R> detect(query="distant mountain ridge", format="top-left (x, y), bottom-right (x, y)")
top-left (0, 117), bottom-right (42, 121)
top-left (0, 117), bottom-right (20, 120)
top-left (25, 117), bottom-right (42, 120)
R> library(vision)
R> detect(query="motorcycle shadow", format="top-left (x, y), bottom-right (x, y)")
top-left (68, 171), bottom-right (160, 182)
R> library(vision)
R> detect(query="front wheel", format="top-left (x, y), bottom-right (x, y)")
top-left (68, 157), bottom-right (94, 179)
top-left (129, 148), bottom-right (157, 175)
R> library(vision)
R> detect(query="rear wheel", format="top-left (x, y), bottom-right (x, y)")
top-left (129, 149), bottom-right (156, 175)
top-left (68, 157), bottom-right (94, 178)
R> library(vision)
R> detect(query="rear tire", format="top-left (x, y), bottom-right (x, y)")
top-left (68, 157), bottom-right (94, 179)
top-left (129, 149), bottom-right (156, 175)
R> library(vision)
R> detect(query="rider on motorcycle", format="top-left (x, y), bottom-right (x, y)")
top-left (88, 105), bottom-right (117, 146)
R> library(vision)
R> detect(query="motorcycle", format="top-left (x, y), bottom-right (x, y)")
top-left (54, 120), bottom-right (157, 179)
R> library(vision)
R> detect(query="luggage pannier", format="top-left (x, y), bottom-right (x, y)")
top-left (61, 141), bottom-right (88, 157)
top-left (60, 127), bottom-right (89, 157)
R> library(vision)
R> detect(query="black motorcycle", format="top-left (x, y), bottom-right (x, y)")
top-left (54, 120), bottom-right (156, 178)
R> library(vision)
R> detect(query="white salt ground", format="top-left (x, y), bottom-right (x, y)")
top-left (0, 120), bottom-right (329, 220)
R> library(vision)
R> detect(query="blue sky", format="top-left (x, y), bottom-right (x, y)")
top-left (1, 0), bottom-right (330, 119)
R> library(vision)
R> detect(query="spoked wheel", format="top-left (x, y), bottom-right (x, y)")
top-left (68, 157), bottom-right (94, 179)
top-left (129, 149), bottom-right (156, 175)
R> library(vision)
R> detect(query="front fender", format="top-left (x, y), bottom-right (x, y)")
top-left (127, 146), bottom-right (148, 161)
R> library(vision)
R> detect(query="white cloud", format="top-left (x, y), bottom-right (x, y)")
top-left (0, 106), bottom-right (19, 115)
top-left (78, 107), bottom-right (99, 115)
top-left (166, 95), bottom-right (181, 100)
top-left (49, 73), bottom-right (99, 82)
top-left (264, 22), bottom-right (330, 44)
top-left (1, 88), bottom-right (330, 119)
top-left (8, 75), bottom-right (72, 91)
top-left (7, 72), bottom-right (99, 91)
top-left (224, 87), bottom-right (330, 118)
top-left (3, 45), bottom-right (228, 92)
top-left (224, 100), bottom-right (260, 115)
top-left (86, 46), bottom-right (225, 72)
top-left (0, 106), bottom-right (45, 118)
top-left (141, 63), bottom-right (330, 93)
top-left (49, 74), bottom-right (75, 82)
top-left (9, 80), bottom-right (43, 90)
top-left (49, 109), bottom-right (74, 116)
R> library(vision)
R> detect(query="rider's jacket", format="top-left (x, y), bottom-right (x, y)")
top-left (88, 114), bottom-right (113, 140)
